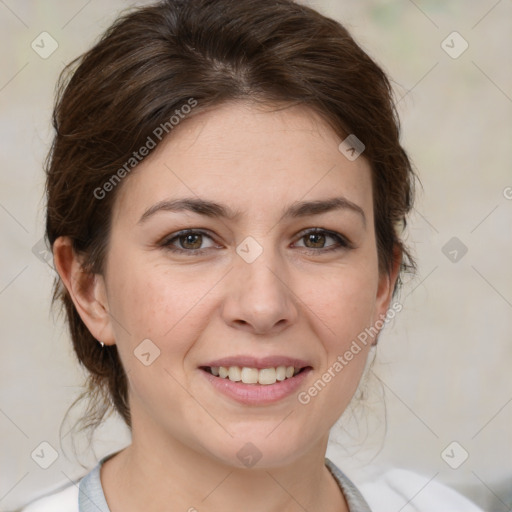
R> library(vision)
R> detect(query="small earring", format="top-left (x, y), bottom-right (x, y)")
top-left (99, 340), bottom-right (105, 348)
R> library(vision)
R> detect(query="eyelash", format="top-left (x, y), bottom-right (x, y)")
top-left (159, 228), bottom-right (353, 255)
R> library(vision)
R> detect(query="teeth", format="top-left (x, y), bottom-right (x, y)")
top-left (258, 368), bottom-right (276, 385)
top-left (241, 367), bottom-right (259, 384)
top-left (276, 366), bottom-right (286, 381)
top-left (228, 366), bottom-right (241, 382)
top-left (209, 365), bottom-right (301, 385)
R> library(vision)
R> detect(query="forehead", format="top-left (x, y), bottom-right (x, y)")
top-left (112, 100), bottom-right (373, 227)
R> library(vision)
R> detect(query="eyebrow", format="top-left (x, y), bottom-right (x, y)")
top-left (138, 196), bottom-right (366, 228)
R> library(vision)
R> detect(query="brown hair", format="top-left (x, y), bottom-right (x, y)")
top-left (46, 0), bottom-right (417, 443)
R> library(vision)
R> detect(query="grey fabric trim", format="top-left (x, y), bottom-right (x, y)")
top-left (325, 457), bottom-right (373, 511)
top-left (78, 452), bottom-right (371, 511)
top-left (78, 453), bottom-right (116, 512)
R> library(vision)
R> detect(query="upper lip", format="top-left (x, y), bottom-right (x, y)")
top-left (200, 355), bottom-right (312, 370)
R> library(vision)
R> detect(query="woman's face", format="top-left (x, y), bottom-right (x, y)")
top-left (94, 101), bottom-right (397, 468)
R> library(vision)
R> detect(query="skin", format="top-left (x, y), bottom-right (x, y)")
top-left (54, 100), bottom-right (400, 512)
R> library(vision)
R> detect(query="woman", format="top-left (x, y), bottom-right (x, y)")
top-left (21, 0), bottom-right (483, 510)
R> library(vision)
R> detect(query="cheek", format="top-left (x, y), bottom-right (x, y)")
top-left (107, 258), bottom-right (218, 354)
top-left (291, 270), bottom-right (377, 434)
top-left (105, 262), bottom-right (216, 410)
top-left (304, 262), bottom-right (379, 348)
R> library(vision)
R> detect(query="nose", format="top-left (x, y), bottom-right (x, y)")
top-left (221, 241), bottom-right (299, 336)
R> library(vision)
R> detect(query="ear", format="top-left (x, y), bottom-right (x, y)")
top-left (52, 236), bottom-right (116, 346)
top-left (372, 245), bottom-right (402, 345)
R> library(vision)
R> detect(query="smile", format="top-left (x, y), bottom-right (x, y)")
top-left (198, 357), bottom-right (313, 405)
top-left (202, 365), bottom-right (306, 385)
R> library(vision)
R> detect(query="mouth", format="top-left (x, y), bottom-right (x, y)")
top-left (199, 365), bottom-right (310, 385)
top-left (198, 356), bottom-right (313, 405)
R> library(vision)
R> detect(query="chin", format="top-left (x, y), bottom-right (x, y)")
top-left (199, 427), bottom-right (314, 470)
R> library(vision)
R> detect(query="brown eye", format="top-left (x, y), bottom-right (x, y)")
top-left (295, 229), bottom-right (352, 253)
top-left (178, 233), bottom-right (203, 250)
top-left (161, 229), bottom-right (217, 254)
top-left (303, 232), bottom-right (327, 249)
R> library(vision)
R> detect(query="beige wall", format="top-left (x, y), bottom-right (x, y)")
top-left (1, 1), bottom-right (511, 510)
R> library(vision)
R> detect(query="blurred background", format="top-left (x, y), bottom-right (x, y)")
top-left (1, 1), bottom-right (511, 510)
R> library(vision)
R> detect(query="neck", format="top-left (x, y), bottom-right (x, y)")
top-left (101, 418), bottom-right (348, 512)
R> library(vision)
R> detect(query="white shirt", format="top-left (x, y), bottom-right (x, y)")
top-left (19, 454), bottom-right (483, 512)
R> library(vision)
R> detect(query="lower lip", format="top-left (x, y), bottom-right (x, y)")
top-left (200, 368), bottom-right (312, 405)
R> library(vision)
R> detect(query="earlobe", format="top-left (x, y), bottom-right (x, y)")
top-left (372, 246), bottom-right (402, 345)
top-left (377, 245), bottom-right (402, 306)
top-left (52, 236), bottom-right (115, 346)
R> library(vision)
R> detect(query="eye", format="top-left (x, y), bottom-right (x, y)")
top-left (160, 229), bottom-right (218, 254)
top-left (294, 228), bottom-right (352, 253)
top-left (159, 228), bottom-right (352, 256)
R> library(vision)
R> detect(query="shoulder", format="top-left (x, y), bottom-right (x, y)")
top-left (18, 482), bottom-right (79, 512)
top-left (357, 467), bottom-right (484, 512)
